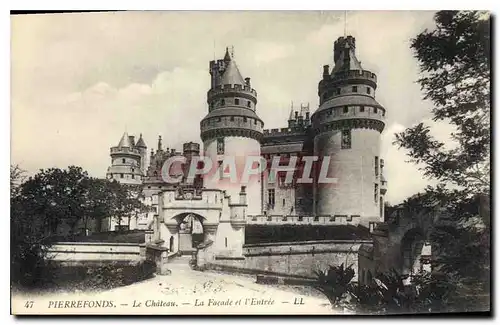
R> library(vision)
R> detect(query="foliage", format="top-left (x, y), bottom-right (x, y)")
top-left (393, 10), bottom-right (491, 307)
top-left (313, 263), bottom-right (355, 307)
top-left (44, 260), bottom-right (156, 292)
top-left (314, 265), bottom-right (461, 314)
top-left (396, 10), bottom-right (490, 195)
top-left (10, 165), bottom-right (148, 288)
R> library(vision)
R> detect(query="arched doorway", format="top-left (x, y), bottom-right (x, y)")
top-left (174, 213), bottom-right (205, 255)
top-left (401, 228), bottom-right (425, 280)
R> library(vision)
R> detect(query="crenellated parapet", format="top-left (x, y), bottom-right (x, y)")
top-left (246, 214), bottom-right (363, 225)
top-left (207, 83), bottom-right (257, 103)
top-left (110, 146), bottom-right (142, 157)
top-left (320, 69), bottom-right (377, 88)
top-left (263, 126), bottom-right (309, 138)
top-left (312, 106), bottom-right (386, 135)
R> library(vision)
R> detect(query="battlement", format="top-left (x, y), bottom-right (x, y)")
top-left (208, 83), bottom-right (257, 97)
top-left (110, 146), bottom-right (141, 156)
top-left (209, 59), bottom-right (227, 71)
top-left (322, 69), bottom-right (377, 85)
top-left (263, 126), bottom-right (309, 137)
top-left (334, 36), bottom-right (356, 61)
top-left (246, 214), bottom-right (362, 225)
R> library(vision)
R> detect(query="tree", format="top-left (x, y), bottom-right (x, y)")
top-left (10, 165), bottom-right (148, 287)
top-left (394, 10), bottom-right (491, 309)
top-left (397, 10), bottom-right (490, 196)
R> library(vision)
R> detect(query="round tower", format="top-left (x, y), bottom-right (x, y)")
top-left (106, 132), bottom-right (143, 185)
top-left (311, 36), bottom-right (386, 226)
top-left (200, 47), bottom-right (264, 215)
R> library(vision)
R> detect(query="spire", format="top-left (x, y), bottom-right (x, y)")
top-left (117, 132), bottom-right (132, 148)
top-left (224, 47), bottom-right (231, 61)
top-left (220, 47), bottom-right (246, 86)
top-left (289, 107), bottom-right (294, 120)
top-left (157, 135), bottom-right (162, 151)
top-left (136, 133), bottom-right (147, 148)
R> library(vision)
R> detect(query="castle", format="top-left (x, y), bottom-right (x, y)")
top-left (104, 36), bottom-right (397, 279)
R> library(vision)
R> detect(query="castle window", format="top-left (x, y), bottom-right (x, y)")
top-left (230, 116), bottom-right (234, 121)
top-left (352, 86), bottom-right (358, 93)
top-left (282, 198), bottom-right (285, 207)
top-left (343, 106), bottom-right (348, 114)
top-left (374, 183), bottom-right (379, 203)
top-left (336, 88), bottom-right (341, 95)
top-left (375, 156), bottom-right (379, 177)
top-left (374, 107), bottom-right (378, 114)
top-left (132, 168), bottom-right (134, 173)
top-left (254, 119), bottom-right (257, 124)
top-left (380, 197), bottom-right (384, 220)
top-left (235, 98), bottom-right (239, 105)
top-left (120, 173), bottom-right (124, 178)
top-left (341, 129), bottom-right (351, 149)
top-left (360, 106), bottom-right (365, 112)
top-left (225, 237), bottom-right (228, 248)
top-left (218, 160), bottom-right (223, 179)
top-left (131, 174), bottom-right (135, 179)
top-left (366, 87), bottom-right (371, 94)
top-left (221, 99), bottom-right (225, 106)
top-left (244, 117), bottom-right (247, 123)
top-left (247, 100), bottom-right (251, 108)
top-left (122, 158), bottom-right (126, 164)
top-left (268, 189), bottom-right (275, 207)
top-left (217, 138), bottom-right (224, 155)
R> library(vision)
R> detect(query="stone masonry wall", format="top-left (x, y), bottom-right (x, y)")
top-left (207, 240), bottom-right (370, 280)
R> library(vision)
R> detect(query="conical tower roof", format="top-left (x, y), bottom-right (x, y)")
top-left (136, 133), bottom-right (147, 148)
top-left (220, 48), bottom-right (246, 86)
top-left (117, 132), bottom-right (132, 148)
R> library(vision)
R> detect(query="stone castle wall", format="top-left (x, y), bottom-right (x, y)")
top-left (204, 240), bottom-right (370, 281)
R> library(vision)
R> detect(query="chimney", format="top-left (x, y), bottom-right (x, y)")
top-left (323, 65), bottom-right (329, 78)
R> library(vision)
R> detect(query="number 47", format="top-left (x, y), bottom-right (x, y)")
top-left (24, 301), bottom-right (34, 308)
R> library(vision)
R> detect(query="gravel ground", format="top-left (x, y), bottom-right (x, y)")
top-left (12, 263), bottom-right (337, 315)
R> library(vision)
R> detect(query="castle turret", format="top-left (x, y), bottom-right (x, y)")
top-left (311, 36), bottom-right (386, 226)
top-left (200, 47), bottom-right (264, 215)
top-left (135, 133), bottom-right (147, 175)
top-left (106, 132), bottom-right (143, 184)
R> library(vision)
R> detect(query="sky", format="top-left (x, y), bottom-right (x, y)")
top-left (11, 10), bottom-right (454, 205)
